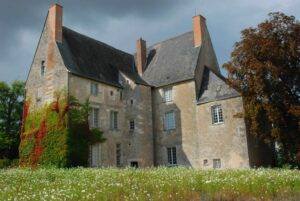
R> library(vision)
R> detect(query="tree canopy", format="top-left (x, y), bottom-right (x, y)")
top-left (224, 12), bottom-right (300, 167)
top-left (0, 81), bottom-right (25, 159)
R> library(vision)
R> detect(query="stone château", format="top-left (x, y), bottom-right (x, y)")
top-left (25, 4), bottom-right (274, 169)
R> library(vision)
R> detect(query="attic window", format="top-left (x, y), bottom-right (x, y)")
top-left (41, 61), bottom-right (45, 77)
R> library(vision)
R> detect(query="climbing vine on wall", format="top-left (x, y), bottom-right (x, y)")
top-left (19, 90), bottom-right (105, 167)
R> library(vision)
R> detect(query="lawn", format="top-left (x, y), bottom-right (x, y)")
top-left (0, 167), bottom-right (300, 200)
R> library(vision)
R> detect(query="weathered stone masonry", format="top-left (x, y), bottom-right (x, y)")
top-left (25, 3), bottom-right (274, 169)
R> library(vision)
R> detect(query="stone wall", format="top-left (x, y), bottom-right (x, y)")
top-left (25, 17), bottom-right (68, 109)
top-left (152, 81), bottom-right (198, 167)
top-left (196, 96), bottom-right (250, 169)
top-left (69, 73), bottom-right (154, 167)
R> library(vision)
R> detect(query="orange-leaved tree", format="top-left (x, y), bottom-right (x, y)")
top-left (224, 12), bottom-right (300, 167)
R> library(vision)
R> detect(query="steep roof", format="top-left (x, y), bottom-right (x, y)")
top-left (142, 32), bottom-right (201, 87)
top-left (197, 67), bottom-right (240, 104)
top-left (57, 27), bottom-right (148, 87)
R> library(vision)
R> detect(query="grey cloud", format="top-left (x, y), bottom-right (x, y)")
top-left (0, 0), bottom-right (299, 82)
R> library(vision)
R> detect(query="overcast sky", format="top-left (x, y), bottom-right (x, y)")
top-left (0, 0), bottom-right (299, 83)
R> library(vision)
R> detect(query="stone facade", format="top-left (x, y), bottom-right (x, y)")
top-left (25, 4), bottom-right (274, 169)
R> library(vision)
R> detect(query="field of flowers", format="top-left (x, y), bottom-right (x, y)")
top-left (0, 167), bottom-right (300, 200)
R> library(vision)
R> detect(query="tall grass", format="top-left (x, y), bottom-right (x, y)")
top-left (0, 167), bottom-right (299, 200)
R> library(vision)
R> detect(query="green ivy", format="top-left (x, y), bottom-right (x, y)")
top-left (19, 90), bottom-right (105, 167)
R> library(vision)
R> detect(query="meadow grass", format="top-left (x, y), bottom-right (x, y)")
top-left (0, 167), bottom-right (300, 200)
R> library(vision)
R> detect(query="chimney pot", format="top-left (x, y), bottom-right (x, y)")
top-left (193, 15), bottom-right (206, 47)
top-left (136, 38), bottom-right (147, 76)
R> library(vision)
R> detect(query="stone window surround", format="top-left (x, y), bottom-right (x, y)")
top-left (211, 105), bottom-right (224, 125)
top-left (163, 86), bottom-right (173, 103)
top-left (110, 110), bottom-right (118, 129)
top-left (213, 158), bottom-right (221, 169)
top-left (164, 111), bottom-right (176, 131)
top-left (167, 146), bottom-right (177, 165)
top-left (116, 143), bottom-right (121, 167)
top-left (90, 82), bottom-right (98, 96)
top-left (90, 107), bottom-right (100, 128)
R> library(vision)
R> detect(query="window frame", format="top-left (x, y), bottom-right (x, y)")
top-left (164, 111), bottom-right (176, 130)
top-left (41, 61), bottom-right (45, 77)
top-left (89, 107), bottom-right (99, 128)
top-left (116, 143), bottom-right (121, 167)
top-left (211, 105), bottom-right (224, 124)
top-left (167, 147), bottom-right (177, 165)
top-left (163, 87), bottom-right (173, 102)
top-left (129, 119), bottom-right (135, 131)
top-left (213, 158), bottom-right (221, 169)
top-left (110, 111), bottom-right (118, 129)
top-left (90, 83), bottom-right (98, 96)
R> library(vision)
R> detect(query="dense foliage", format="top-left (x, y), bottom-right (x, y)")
top-left (0, 81), bottom-right (25, 159)
top-left (19, 90), bottom-right (105, 167)
top-left (0, 167), bottom-right (299, 200)
top-left (224, 12), bottom-right (300, 167)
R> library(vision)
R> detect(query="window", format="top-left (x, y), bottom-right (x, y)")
top-left (130, 99), bottom-right (134, 105)
top-left (213, 159), bottom-right (221, 169)
top-left (90, 108), bottom-right (99, 128)
top-left (41, 61), bottom-right (45, 77)
top-left (167, 147), bottom-right (177, 165)
top-left (90, 83), bottom-right (98, 96)
top-left (203, 159), bottom-right (208, 166)
top-left (129, 120), bottom-right (135, 130)
top-left (164, 111), bottom-right (175, 130)
top-left (110, 91), bottom-right (114, 96)
top-left (110, 111), bottom-right (118, 129)
top-left (120, 91), bottom-right (123, 101)
top-left (89, 143), bottom-right (101, 167)
top-left (116, 143), bottom-right (121, 167)
top-left (211, 105), bottom-right (224, 124)
top-left (164, 87), bottom-right (173, 102)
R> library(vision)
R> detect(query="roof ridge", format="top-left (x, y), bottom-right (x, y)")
top-left (63, 26), bottom-right (133, 57)
top-left (147, 31), bottom-right (193, 49)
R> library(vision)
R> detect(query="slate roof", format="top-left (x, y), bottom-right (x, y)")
top-left (57, 27), bottom-right (148, 87)
top-left (142, 32), bottom-right (201, 87)
top-left (197, 67), bottom-right (240, 104)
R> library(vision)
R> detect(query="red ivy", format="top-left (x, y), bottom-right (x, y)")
top-left (30, 119), bottom-right (47, 166)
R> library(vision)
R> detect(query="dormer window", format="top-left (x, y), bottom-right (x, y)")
top-left (41, 61), bottom-right (45, 77)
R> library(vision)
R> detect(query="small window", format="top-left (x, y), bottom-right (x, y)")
top-left (164, 111), bottom-right (176, 130)
top-left (129, 120), bottom-right (135, 130)
top-left (213, 159), bottom-right (221, 169)
top-left (164, 87), bottom-right (173, 102)
top-left (203, 159), bottom-right (208, 166)
top-left (116, 143), bottom-right (121, 167)
top-left (130, 99), bottom-right (134, 105)
top-left (41, 61), bottom-right (45, 77)
top-left (90, 83), bottom-right (98, 96)
top-left (110, 111), bottom-right (118, 129)
top-left (211, 105), bottom-right (224, 124)
top-left (120, 91), bottom-right (123, 101)
top-left (167, 147), bottom-right (177, 165)
top-left (110, 91), bottom-right (114, 96)
top-left (89, 108), bottom-right (99, 128)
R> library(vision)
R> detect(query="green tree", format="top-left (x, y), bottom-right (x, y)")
top-left (224, 12), bottom-right (300, 167)
top-left (0, 81), bottom-right (25, 159)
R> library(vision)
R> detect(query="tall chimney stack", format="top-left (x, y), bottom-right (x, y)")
top-left (193, 15), bottom-right (206, 47)
top-left (48, 4), bottom-right (63, 42)
top-left (136, 38), bottom-right (146, 76)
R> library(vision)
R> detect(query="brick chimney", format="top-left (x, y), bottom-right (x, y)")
top-left (48, 4), bottom-right (63, 42)
top-left (136, 38), bottom-right (146, 76)
top-left (193, 15), bottom-right (206, 47)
